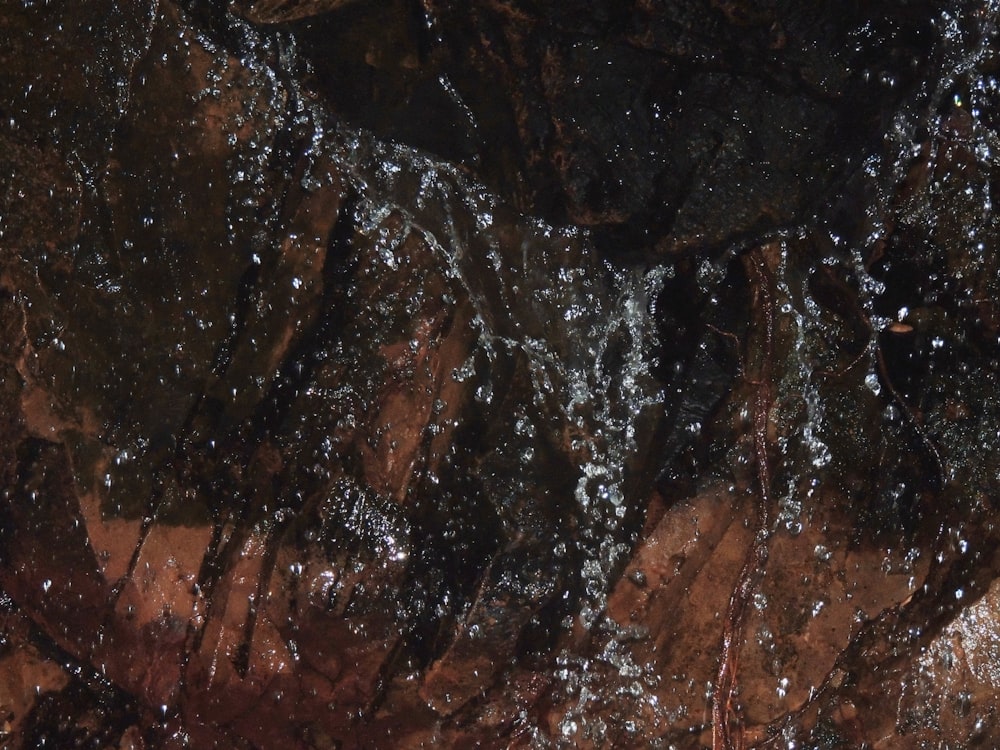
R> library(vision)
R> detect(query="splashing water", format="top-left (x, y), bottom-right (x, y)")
top-left (333, 125), bottom-right (669, 606)
top-left (5, 0), bottom-right (1000, 746)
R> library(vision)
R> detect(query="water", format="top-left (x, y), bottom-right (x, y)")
top-left (4, 0), bottom-right (1000, 746)
top-left (319, 121), bottom-right (672, 725)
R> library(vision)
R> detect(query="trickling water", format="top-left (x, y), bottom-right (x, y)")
top-left (4, 0), bottom-right (1000, 746)
top-left (328, 121), bottom-right (670, 624)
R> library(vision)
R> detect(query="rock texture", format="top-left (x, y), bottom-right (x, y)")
top-left (2, 0), bottom-right (1000, 748)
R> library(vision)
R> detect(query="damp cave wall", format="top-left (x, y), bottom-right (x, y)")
top-left (2, 0), bottom-right (1000, 748)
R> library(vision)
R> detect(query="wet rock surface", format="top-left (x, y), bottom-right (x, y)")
top-left (2, 0), bottom-right (1000, 747)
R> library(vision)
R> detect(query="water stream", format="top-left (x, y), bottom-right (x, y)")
top-left (4, 0), bottom-right (1000, 746)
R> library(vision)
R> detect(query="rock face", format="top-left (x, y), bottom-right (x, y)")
top-left (2, 0), bottom-right (1000, 748)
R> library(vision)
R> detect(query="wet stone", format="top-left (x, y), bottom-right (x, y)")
top-left (2, 0), bottom-right (1000, 748)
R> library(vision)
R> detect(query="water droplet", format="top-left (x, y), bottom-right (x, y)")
top-left (776, 676), bottom-right (790, 699)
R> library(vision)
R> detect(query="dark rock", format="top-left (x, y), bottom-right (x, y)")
top-left (2, 0), bottom-right (1000, 748)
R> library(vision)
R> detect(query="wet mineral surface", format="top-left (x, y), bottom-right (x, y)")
top-left (2, 0), bottom-right (1000, 747)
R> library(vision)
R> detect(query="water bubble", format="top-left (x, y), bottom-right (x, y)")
top-left (776, 676), bottom-right (790, 699)
top-left (814, 544), bottom-right (832, 563)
